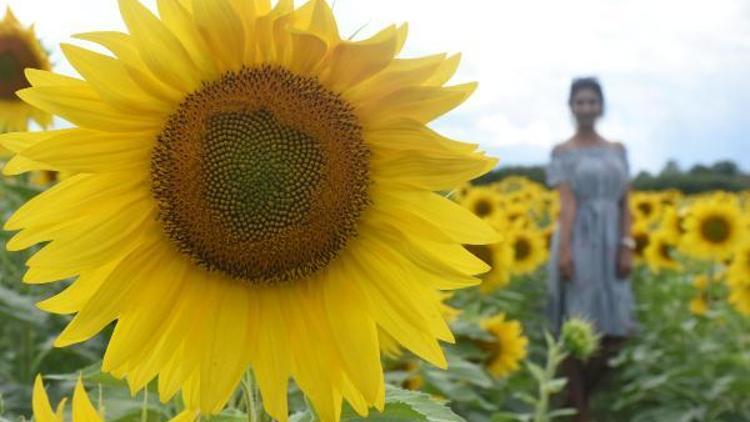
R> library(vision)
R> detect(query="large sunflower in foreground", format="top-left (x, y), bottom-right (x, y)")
top-left (479, 314), bottom-right (528, 378)
top-left (1, 1), bottom-right (497, 421)
top-left (0, 7), bottom-right (51, 132)
top-left (681, 199), bottom-right (745, 261)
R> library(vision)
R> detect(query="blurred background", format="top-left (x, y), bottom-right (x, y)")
top-left (7, 0), bottom-right (750, 182)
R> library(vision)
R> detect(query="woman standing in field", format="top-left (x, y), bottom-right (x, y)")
top-left (546, 77), bottom-right (637, 421)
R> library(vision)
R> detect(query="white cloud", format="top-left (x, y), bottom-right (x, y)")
top-left (4, 0), bottom-right (750, 172)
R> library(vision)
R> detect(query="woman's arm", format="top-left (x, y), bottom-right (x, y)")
top-left (558, 183), bottom-right (577, 281)
top-left (617, 142), bottom-right (634, 278)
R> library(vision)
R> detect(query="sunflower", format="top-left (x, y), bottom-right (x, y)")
top-left (479, 314), bottom-right (528, 378)
top-left (644, 231), bottom-right (681, 273)
top-left (1, 1), bottom-right (497, 421)
top-left (0, 7), bottom-right (51, 132)
top-left (33, 375), bottom-right (101, 422)
top-left (506, 225), bottom-right (547, 275)
top-left (460, 185), bottom-right (501, 220)
top-left (631, 221), bottom-right (651, 262)
top-left (465, 241), bottom-right (513, 292)
top-left (728, 243), bottom-right (750, 286)
top-left (681, 198), bottom-right (745, 260)
top-left (658, 205), bottom-right (686, 242)
top-left (689, 295), bottom-right (708, 316)
top-left (630, 192), bottom-right (662, 225)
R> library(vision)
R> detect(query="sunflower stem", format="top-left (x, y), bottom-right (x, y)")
top-left (141, 385), bottom-right (148, 422)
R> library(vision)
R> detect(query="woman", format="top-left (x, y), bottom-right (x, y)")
top-left (546, 77), bottom-right (636, 421)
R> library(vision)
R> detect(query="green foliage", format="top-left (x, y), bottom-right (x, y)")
top-left (474, 160), bottom-right (750, 193)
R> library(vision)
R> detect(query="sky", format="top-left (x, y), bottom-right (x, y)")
top-left (5, 0), bottom-right (750, 173)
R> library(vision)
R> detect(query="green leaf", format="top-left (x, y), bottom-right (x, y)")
top-left (340, 386), bottom-right (464, 421)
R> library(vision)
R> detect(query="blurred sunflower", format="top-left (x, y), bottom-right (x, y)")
top-left (465, 241), bottom-right (513, 292)
top-left (658, 206), bottom-right (686, 241)
top-left (461, 185), bottom-right (501, 220)
top-left (728, 243), bottom-right (750, 285)
top-left (689, 295), bottom-right (708, 316)
top-left (630, 192), bottom-right (662, 225)
top-left (1, 1), bottom-right (497, 421)
top-left (631, 222), bottom-right (650, 262)
top-left (681, 199), bottom-right (745, 260)
top-left (506, 226), bottom-right (547, 275)
top-left (0, 7), bottom-right (51, 132)
top-left (644, 231), bottom-right (681, 273)
top-left (479, 314), bottom-right (528, 378)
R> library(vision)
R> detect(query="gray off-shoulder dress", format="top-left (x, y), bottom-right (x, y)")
top-left (545, 145), bottom-right (636, 337)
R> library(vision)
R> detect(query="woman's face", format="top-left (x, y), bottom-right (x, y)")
top-left (570, 87), bottom-right (603, 128)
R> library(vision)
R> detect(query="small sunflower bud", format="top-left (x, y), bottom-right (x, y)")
top-left (561, 317), bottom-right (600, 360)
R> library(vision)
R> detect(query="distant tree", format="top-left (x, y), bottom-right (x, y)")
top-left (660, 160), bottom-right (681, 177)
top-left (475, 160), bottom-right (750, 194)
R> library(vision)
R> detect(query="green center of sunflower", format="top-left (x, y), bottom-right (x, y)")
top-left (473, 199), bottom-right (493, 217)
top-left (700, 215), bottom-right (731, 244)
top-left (152, 65), bottom-right (370, 285)
top-left (513, 238), bottom-right (531, 261)
top-left (0, 35), bottom-right (38, 100)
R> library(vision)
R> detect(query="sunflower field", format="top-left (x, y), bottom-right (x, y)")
top-left (1, 1), bottom-right (750, 422)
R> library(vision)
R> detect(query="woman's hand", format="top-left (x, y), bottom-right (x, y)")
top-left (617, 246), bottom-right (633, 279)
top-left (559, 246), bottom-right (575, 281)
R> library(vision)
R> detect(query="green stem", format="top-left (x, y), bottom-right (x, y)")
top-left (141, 385), bottom-right (148, 422)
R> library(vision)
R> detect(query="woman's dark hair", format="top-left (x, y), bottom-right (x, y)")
top-left (568, 77), bottom-right (605, 111)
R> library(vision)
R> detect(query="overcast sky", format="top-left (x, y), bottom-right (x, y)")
top-left (6, 0), bottom-right (750, 173)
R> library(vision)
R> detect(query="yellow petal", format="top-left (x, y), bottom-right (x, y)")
top-left (54, 237), bottom-right (162, 347)
top-left (322, 266), bottom-right (383, 404)
top-left (157, 0), bottom-right (219, 79)
top-left (192, 0), bottom-right (245, 72)
top-left (359, 83), bottom-right (477, 125)
top-left (17, 85), bottom-right (161, 132)
top-left (323, 25), bottom-right (398, 92)
top-left (61, 43), bottom-right (172, 113)
top-left (118, 0), bottom-right (200, 93)
top-left (19, 128), bottom-right (154, 173)
top-left (373, 187), bottom-right (500, 245)
top-left (73, 31), bottom-right (183, 104)
top-left (72, 376), bottom-right (102, 422)
top-left (33, 375), bottom-right (61, 422)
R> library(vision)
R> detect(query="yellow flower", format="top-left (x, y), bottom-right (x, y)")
top-left (0, 7), bottom-right (52, 132)
top-left (1, 1), bottom-right (497, 421)
top-left (728, 243), bottom-right (750, 286)
top-left (401, 361), bottom-right (424, 391)
top-left (692, 274), bottom-right (709, 290)
top-left (631, 221), bottom-right (651, 262)
top-left (630, 192), bottom-right (662, 226)
top-left (681, 198), bottom-right (745, 260)
top-left (479, 314), bottom-right (528, 378)
top-left (506, 225), bottom-right (548, 275)
top-left (466, 241), bottom-right (514, 292)
top-left (644, 231), bottom-right (681, 273)
top-left (460, 185), bottom-right (501, 220)
top-left (658, 205), bottom-right (686, 242)
top-left (689, 295), bottom-right (708, 316)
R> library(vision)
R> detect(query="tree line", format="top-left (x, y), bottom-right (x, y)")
top-left (475, 160), bottom-right (750, 193)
